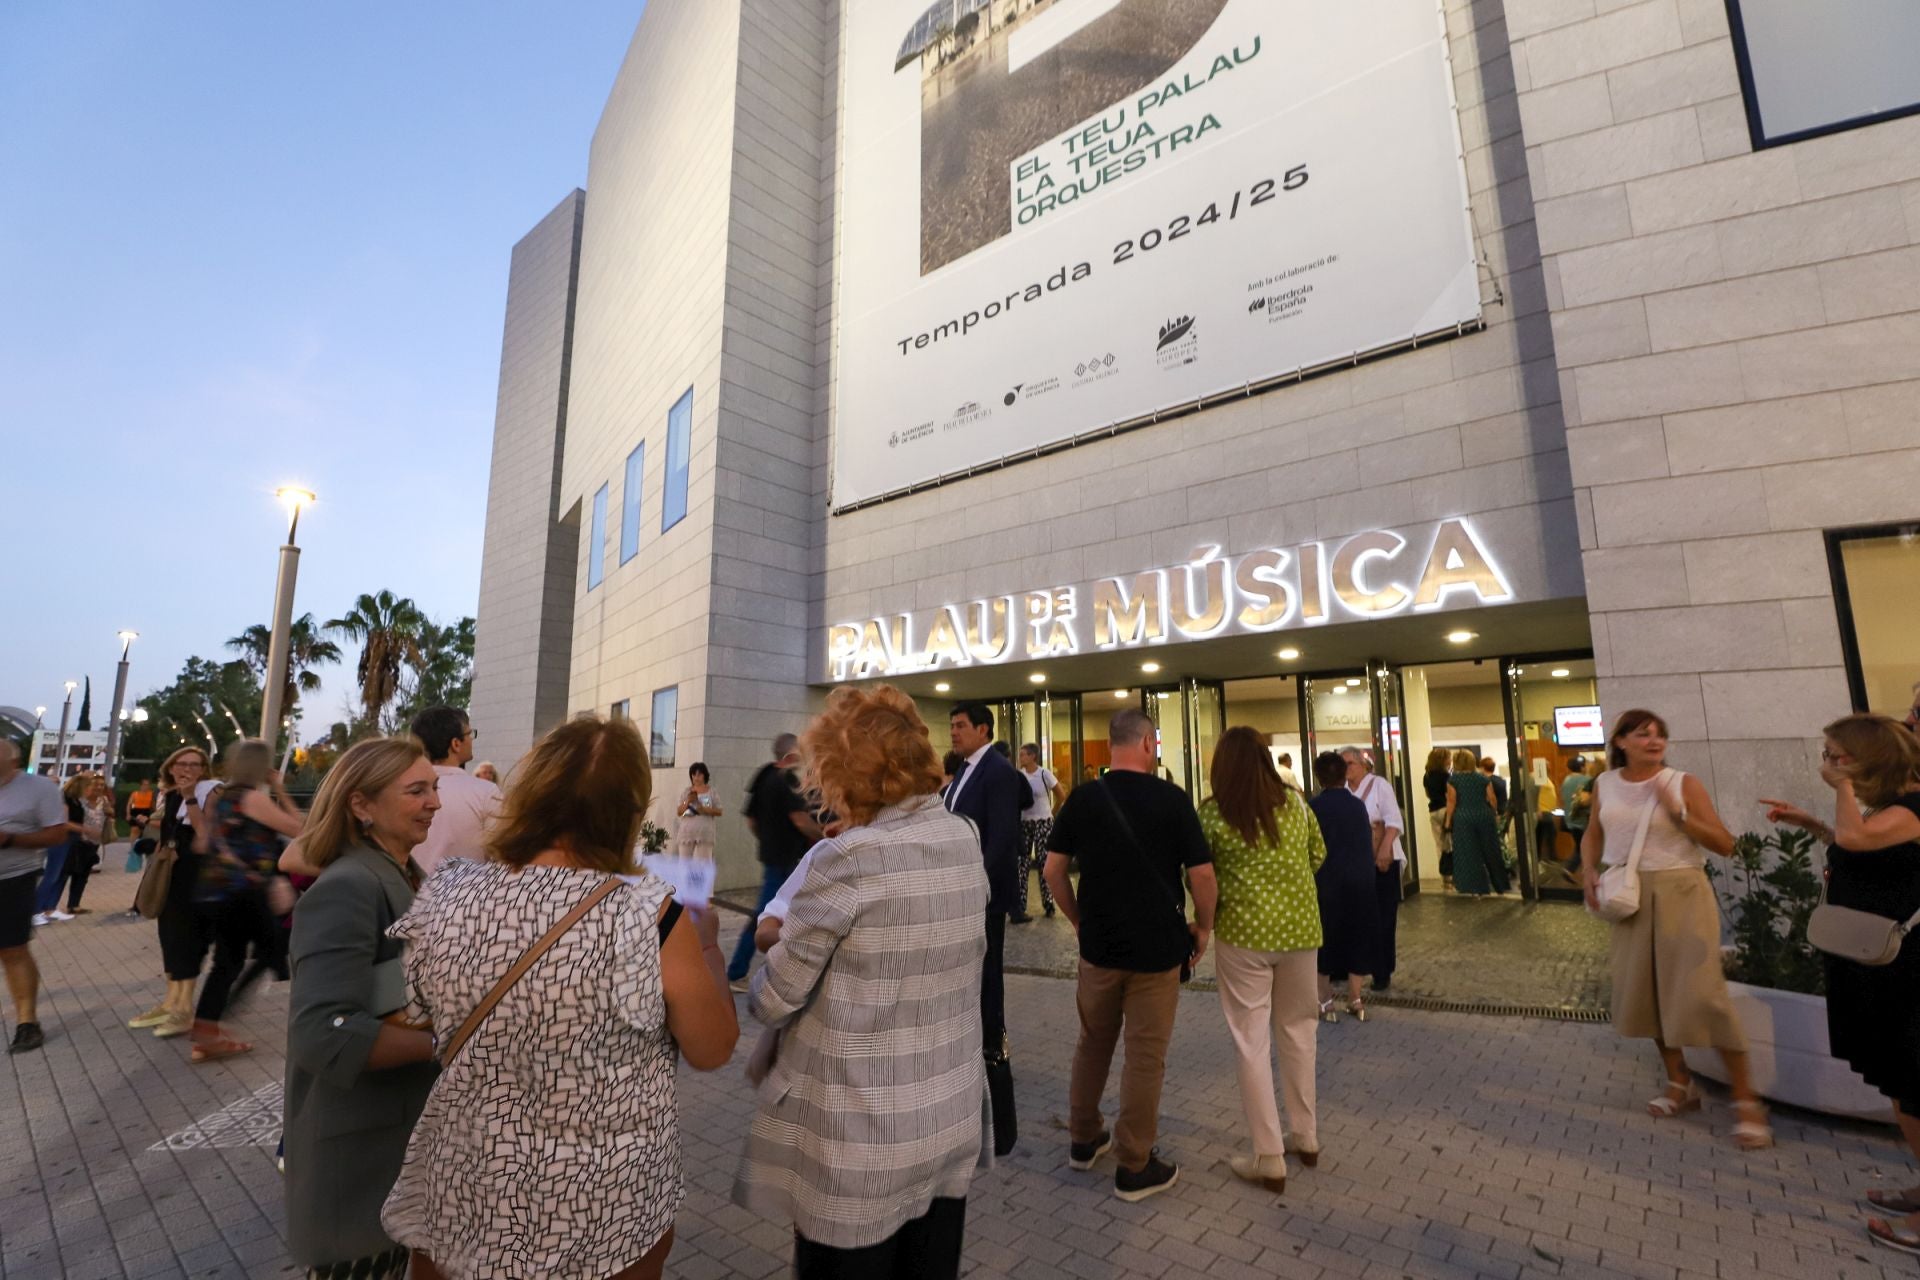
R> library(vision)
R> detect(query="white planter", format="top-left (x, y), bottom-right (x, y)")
top-left (1683, 981), bottom-right (1893, 1122)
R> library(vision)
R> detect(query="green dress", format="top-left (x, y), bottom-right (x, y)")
top-left (1449, 771), bottom-right (1509, 895)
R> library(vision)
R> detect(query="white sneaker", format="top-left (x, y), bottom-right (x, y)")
top-left (30, 914), bottom-right (49, 927)
top-left (47, 910), bottom-right (75, 922)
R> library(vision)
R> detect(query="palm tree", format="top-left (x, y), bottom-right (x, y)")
top-left (325, 591), bottom-right (427, 727)
top-left (226, 614), bottom-right (343, 721)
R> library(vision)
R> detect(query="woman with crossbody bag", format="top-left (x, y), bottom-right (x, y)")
top-left (1760, 713), bottom-right (1920, 1257)
top-left (382, 716), bottom-right (737, 1280)
top-left (1580, 708), bottom-right (1769, 1150)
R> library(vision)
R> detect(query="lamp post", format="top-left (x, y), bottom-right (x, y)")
top-left (101, 630), bottom-right (138, 786)
top-left (52, 680), bottom-right (76, 779)
top-left (33, 707), bottom-right (45, 728)
top-left (260, 486), bottom-right (315, 760)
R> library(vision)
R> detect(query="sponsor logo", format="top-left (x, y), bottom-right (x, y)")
top-left (1157, 315), bottom-right (1196, 351)
top-left (1070, 353), bottom-right (1120, 388)
top-left (1004, 384), bottom-right (1023, 407)
top-left (1156, 315), bottom-right (1200, 371)
top-left (1248, 283), bottom-right (1313, 325)
top-left (942, 400), bottom-right (993, 431)
top-left (890, 421), bottom-right (936, 448)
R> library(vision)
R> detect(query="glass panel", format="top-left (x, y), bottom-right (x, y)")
top-left (1146, 685), bottom-right (1189, 791)
top-left (610, 699), bottom-right (630, 721)
top-left (1220, 675), bottom-right (1302, 787)
top-left (1302, 672), bottom-right (1371, 794)
top-left (1835, 528), bottom-right (1920, 719)
top-left (1081, 689), bottom-right (1127, 784)
top-left (1189, 680), bottom-right (1225, 800)
top-left (1515, 657), bottom-right (1602, 897)
top-left (587, 484), bottom-right (608, 590)
top-left (663, 388), bottom-right (692, 532)
top-left (649, 686), bottom-right (678, 767)
top-left (620, 443), bottom-right (644, 564)
top-left (1050, 694), bottom-right (1081, 796)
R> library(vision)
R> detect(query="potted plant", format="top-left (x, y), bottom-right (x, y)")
top-left (1683, 826), bottom-right (1890, 1120)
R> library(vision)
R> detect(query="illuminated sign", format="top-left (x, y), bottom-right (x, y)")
top-left (1554, 706), bottom-right (1606, 748)
top-left (827, 517), bottom-right (1512, 680)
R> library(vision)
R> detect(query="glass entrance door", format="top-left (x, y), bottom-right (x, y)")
top-left (1367, 660), bottom-right (1418, 896)
top-left (1297, 670), bottom-right (1372, 793)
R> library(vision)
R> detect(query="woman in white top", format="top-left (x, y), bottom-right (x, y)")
top-left (1015, 743), bottom-right (1063, 922)
top-left (1579, 708), bottom-right (1769, 1150)
top-left (674, 762), bottom-right (722, 861)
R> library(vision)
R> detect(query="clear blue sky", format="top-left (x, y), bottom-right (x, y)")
top-left (0, 2), bottom-right (641, 728)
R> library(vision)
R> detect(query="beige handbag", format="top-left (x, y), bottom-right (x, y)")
top-left (1591, 768), bottom-right (1675, 923)
top-left (1808, 888), bottom-right (1920, 966)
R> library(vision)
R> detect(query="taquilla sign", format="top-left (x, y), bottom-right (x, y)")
top-left (827, 517), bottom-right (1513, 681)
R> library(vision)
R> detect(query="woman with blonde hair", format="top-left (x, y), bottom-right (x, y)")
top-left (127, 745), bottom-right (218, 1039)
top-left (1445, 747), bottom-right (1507, 896)
top-left (282, 737), bottom-right (442, 1280)
top-left (1420, 746), bottom-right (1453, 891)
top-left (1198, 727), bottom-right (1329, 1194)
top-left (383, 716), bottom-right (738, 1280)
top-left (735, 685), bottom-right (989, 1277)
top-left (1581, 709), bottom-right (1768, 1150)
top-left (1762, 714), bottom-right (1920, 1254)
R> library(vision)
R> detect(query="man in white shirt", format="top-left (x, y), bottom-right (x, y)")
top-left (1342, 748), bottom-right (1404, 993)
top-left (0, 740), bottom-right (68, 1053)
top-left (409, 708), bottom-right (502, 877)
top-left (1275, 751), bottom-right (1302, 790)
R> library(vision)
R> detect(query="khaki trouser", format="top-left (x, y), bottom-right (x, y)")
top-left (1214, 942), bottom-right (1319, 1155)
top-left (1069, 961), bottom-right (1181, 1172)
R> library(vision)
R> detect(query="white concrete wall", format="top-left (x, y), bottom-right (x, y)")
top-left (1505, 0), bottom-right (1920, 827)
top-left (470, 190), bottom-right (585, 780)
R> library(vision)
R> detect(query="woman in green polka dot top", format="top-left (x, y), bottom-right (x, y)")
top-left (1198, 726), bottom-right (1327, 1195)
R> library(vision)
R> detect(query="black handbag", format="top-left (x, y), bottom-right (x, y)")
top-left (985, 1032), bottom-right (1018, 1157)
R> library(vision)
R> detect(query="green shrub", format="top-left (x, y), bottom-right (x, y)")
top-left (1708, 826), bottom-right (1825, 996)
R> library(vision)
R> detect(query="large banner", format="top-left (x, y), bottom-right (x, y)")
top-left (832, 0), bottom-right (1481, 509)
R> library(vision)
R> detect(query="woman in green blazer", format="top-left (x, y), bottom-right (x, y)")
top-left (282, 737), bottom-right (443, 1279)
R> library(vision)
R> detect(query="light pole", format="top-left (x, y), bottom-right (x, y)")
top-left (33, 707), bottom-right (45, 728)
top-left (52, 680), bottom-right (76, 779)
top-left (101, 630), bottom-right (138, 786)
top-left (260, 486), bottom-right (315, 760)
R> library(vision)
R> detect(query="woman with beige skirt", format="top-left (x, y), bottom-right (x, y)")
top-left (674, 762), bottom-right (722, 861)
top-left (1580, 708), bottom-right (1770, 1150)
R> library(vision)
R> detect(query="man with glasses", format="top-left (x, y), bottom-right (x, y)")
top-left (409, 707), bottom-right (500, 877)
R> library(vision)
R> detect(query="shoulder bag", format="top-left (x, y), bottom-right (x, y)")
top-left (1809, 884), bottom-right (1920, 966)
top-left (133, 840), bottom-right (178, 920)
top-left (1094, 779), bottom-right (1195, 982)
top-left (1590, 768), bottom-right (1675, 924)
top-left (437, 877), bottom-right (623, 1066)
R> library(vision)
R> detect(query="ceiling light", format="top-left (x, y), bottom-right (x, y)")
top-left (1140, 662), bottom-right (1161, 674)
top-left (1277, 647), bottom-right (1301, 661)
top-left (1155, 692), bottom-right (1171, 700)
top-left (934, 682), bottom-right (951, 693)
top-left (1551, 668), bottom-right (1571, 679)
top-left (1028, 673), bottom-right (1046, 684)
top-left (1345, 678), bottom-right (1361, 687)
top-left (1328, 686), bottom-right (1347, 695)
top-left (1446, 630), bottom-right (1477, 644)
top-left (1113, 690), bottom-right (1131, 699)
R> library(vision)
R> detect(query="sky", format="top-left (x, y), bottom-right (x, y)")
top-left (0, 2), bottom-right (642, 729)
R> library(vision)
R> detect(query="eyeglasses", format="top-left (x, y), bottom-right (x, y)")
top-left (1820, 749), bottom-right (1851, 764)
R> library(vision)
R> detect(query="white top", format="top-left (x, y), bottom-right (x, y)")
top-left (412, 764), bottom-right (503, 877)
top-left (1021, 766), bottom-right (1058, 819)
top-left (1596, 769), bottom-right (1699, 872)
top-left (1277, 765), bottom-right (1301, 790)
top-left (764, 846), bottom-right (817, 921)
top-left (1348, 772), bottom-right (1406, 864)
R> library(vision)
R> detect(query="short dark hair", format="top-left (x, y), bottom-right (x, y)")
top-left (952, 702), bottom-right (994, 734)
top-left (1110, 708), bottom-right (1154, 748)
top-left (991, 740), bottom-right (1011, 758)
top-left (410, 707), bottom-right (469, 762)
top-left (1313, 751), bottom-right (1348, 790)
top-left (688, 761), bottom-right (710, 783)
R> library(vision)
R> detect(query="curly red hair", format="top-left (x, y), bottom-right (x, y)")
top-left (801, 685), bottom-right (944, 829)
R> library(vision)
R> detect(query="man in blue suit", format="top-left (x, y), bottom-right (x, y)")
top-left (946, 702), bottom-right (1029, 1054)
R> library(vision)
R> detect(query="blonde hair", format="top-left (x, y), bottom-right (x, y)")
top-left (159, 745), bottom-right (210, 791)
top-left (61, 773), bottom-right (92, 803)
top-left (1451, 748), bottom-right (1478, 772)
top-left (221, 738), bottom-right (273, 790)
top-left (1824, 714), bottom-right (1920, 811)
top-left (301, 737), bottom-right (429, 870)
top-left (488, 716), bottom-right (649, 873)
top-left (802, 685), bottom-right (942, 829)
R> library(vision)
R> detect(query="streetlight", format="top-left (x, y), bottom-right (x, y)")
top-left (260, 486), bottom-right (316, 759)
top-left (33, 706), bottom-right (45, 727)
top-left (52, 680), bottom-right (77, 779)
top-left (101, 630), bottom-right (138, 786)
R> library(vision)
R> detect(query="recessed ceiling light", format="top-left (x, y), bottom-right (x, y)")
top-left (1113, 689), bottom-right (1131, 699)
top-left (1155, 692), bottom-right (1171, 700)
top-left (1028, 672), bottom-right (1046, 684)
top-left (1446, 630), bottom-right (1477, 644)
top-left (1345, 678), bottom-right (1362, 687)
top-left (1328, 687), bottom-right (1347, 696)
top-left (1140, 662), bottom-right (1161, 674)
top-left (1551, 668), bottom-right (1571, 679)
top-left (934, 682), bottom-right (951, 693)
top-left (1277, 647), bottom-right (1301, 661)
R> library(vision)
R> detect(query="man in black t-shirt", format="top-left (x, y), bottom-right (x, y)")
top-left (1044, 708), bottom-right (1216, 1203)
top-left (727, 733), bottom-right (821, 986)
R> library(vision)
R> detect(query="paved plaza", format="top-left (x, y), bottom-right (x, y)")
top-left (4, 855), bottom-right (1916, 1279)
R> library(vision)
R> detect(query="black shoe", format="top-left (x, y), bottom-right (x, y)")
top-left (1043, 905), bottom-right (1056, 918)
top-left (1371, 979), bottom-right (1391, 992)
top-left (1114, 1150), bottom-right (1179, 1202)
top-left (1009, 912), bottom-right (1033, 925)
top-left (1069, 1130), bottom-right (1113, 1170)
top-left (8, 1022), bottom-right (44, 1054)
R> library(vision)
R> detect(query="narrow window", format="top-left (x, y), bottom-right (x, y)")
top-left (650, 686), bottom-right (679, 767)
top-left (587, 484), bottom-right (609, 590)
top-left (662, 388), bottom-right (692, 533)
top-left (620, 443), bottom-right (644, 564)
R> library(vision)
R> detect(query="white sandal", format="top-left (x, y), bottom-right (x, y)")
top-left (1731, 1100), bottom-right (1773, 1150)
top-left (1646, 1081), bottom-right (1701, 1118)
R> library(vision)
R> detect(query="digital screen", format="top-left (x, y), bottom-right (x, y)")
top-left (1553, 706), bottom-right (1605, 748)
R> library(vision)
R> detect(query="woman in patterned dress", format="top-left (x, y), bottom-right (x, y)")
top-left (1198, 727), bottom-right (1328, 1195)
top-left (383, 716), bottom-right (738, 1280)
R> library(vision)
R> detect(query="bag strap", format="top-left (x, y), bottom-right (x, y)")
top-left (1092, 779), bottom-right (1186, 925)
top-left (439, 877), bottom-right (623, 1066)
top-left (1621, 768), bottom-right (1674, 875)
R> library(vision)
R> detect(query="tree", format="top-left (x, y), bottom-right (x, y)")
top-left (395, 616), bottom-right (477, 725)
top-left (76, 677), bottom-right (92, 731)
top-left (326, 590), bottom-right (427, 729)
top-left (117, 656), bottom-right (264, 771)
top-left (226, 613), bottom-right (343, 724)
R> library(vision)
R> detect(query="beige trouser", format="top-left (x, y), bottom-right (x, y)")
top-left (1214, 942), bottom-right (1319, 1155)
top-left (1070, 961), bottom-right (1182, 1173)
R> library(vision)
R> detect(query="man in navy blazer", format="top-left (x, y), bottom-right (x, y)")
top-left (946, 702), bottom-right (1029, 1052)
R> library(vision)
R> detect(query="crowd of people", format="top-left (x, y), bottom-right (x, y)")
top-left (4, 686), bottom-right (1920, 1271)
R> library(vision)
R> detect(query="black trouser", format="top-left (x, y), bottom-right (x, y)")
top-left (195, 891), bottom-right (271, 1023)
top-left (1373, 865), bottom-right (1401, 985)
top-left (981, 907), bottom-right (1006, 1053)
top-left (159, 853), bottom-right (210, 980)
top-left (795, 1197), bottom-right (966, 1279)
